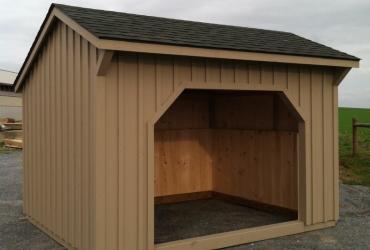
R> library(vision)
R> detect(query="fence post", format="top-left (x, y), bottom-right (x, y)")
top-left (352, 118), bottom-right (358, 156)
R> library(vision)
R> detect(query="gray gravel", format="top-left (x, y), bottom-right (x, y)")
top-left (1, 151), bottom-right (370, 249)
top-left (0, 151), bottom-right (63, 250)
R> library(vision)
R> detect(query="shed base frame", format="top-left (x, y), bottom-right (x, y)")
top-left (27, 213), bottom-right (336, 250)
top-left (154, 220), bottom-right (336, 250)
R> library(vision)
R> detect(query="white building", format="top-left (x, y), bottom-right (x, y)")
top-left (0, 69), bottom-right (22, 120)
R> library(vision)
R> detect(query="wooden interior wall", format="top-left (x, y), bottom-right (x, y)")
top-left (155, 130), bottom-right (213, 196)
top-left (23, 21), bottom-right (96, 250)
top-left (154, 91), bottom-right (298, 210)
top-left (94, 52), bottom-right (337, 250)
top-left (212, 130), bottom-right (298, 210)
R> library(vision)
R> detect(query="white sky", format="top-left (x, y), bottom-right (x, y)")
top-left (0, 0), bottom-right (369, 108)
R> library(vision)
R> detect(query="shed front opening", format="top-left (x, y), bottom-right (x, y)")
top-left (154, 89), bottom-right (302, 244)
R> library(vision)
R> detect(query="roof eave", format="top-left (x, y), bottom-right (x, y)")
top-left (98, 38), bottom-right (360, 68)
top-left (14, 5), bottom-right (360, 92)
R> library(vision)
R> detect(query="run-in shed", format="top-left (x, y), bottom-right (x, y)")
top-left (15, 4), bottom-right (359, 250)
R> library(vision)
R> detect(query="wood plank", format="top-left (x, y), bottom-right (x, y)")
top-left (205, 59), bottom-right (221, 84)
top-left (158, 56), bottom-right (174, 105)
top-left (287, 66), bottom-right (300, 107)
top-left (3, 138), bottom-right (23, 148)
top-left (220, 60), bottom-right (235, 83)
top-left (249, 62), bottom-right (261, 85)
top-left (235, 61), bottom-right (248, 84)
top-left (154, 130), bottom-right (213, 196)
top-left (212, 130), bottom-right (298, 210)
top-left (173, 57), bottom-right (191, 87)
top-left (261, 64), bottom-right (273, 86)
top-left (191, 58), bottom-right (206, 83)
top-left (273, 64), bottom-right (288, 89)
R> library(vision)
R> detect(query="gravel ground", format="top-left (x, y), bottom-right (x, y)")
top-left (1, 151), bottom-right (370, 249)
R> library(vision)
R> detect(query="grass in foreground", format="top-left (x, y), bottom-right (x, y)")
top-left (0, 141), bottom-right (12, 154)
top-left (339, 107), bottom-right (370, 186)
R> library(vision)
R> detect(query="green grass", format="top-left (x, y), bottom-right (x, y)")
top-left (0, 141), bottom-right (11, 154)
top-left (339, 107), bottom-right (370, 186)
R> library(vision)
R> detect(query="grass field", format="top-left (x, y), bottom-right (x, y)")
top-left (339, 107), bottom-right (370, 186)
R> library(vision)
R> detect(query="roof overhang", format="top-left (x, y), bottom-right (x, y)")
top-left (14, 5), bottom-right (360, 92)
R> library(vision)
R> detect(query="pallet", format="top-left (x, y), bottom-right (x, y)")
top-left (2, 123), bottom-right (22, 130)
top-left (3, 138), bottom-right (23, 149)
top-left (0, 118), bottom-right (15, 124)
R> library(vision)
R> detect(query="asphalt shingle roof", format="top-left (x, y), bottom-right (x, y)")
top-left (54, 4), bottom-right (357, 61)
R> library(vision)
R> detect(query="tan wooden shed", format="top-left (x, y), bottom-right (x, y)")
top-left (15, 4), bottom-right (359, 250)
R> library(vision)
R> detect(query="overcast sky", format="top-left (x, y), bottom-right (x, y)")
top-left (0, 0), bottom-right (369, 108)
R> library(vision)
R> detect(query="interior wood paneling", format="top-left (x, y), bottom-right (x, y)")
top-left (154, 90), bottom-right (299, 210)
top-left (154, 130), bottom-right (213, 196)
top-left (212, 130), bottom-right (298, 210)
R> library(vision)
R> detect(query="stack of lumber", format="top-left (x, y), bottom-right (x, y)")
top-left (0, 118), bottom-right (23, 149)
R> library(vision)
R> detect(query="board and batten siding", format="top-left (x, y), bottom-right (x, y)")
top-left (94, 52), bottom-right (338, 249)
top-left (23, 21), bottom-right (97, 250)
top-left (23, 20), bottom-right (339, 250)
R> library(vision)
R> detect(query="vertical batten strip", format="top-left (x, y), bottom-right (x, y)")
top-left (89, 44), bottom-right (97, 250)
top-left (35, 56), bottom-right (41, 223)
top-left (32, 59), bottom-right (37, 223)
top-left (118, 53), bottom-right (125, 250)
top-left (106, 56), bottom-right (119, 250)
top-left (124, 54), bottom-right (139, 249)
top-left (299, 67), bottom-right (312, 225)
top-left (50, 29), bottom-right (57, 233)
top-left (138, 55), bottom-right (146, 250)
top-left (40, 47), bottom-right (46, 227)
top-left (74, 33), bottom-right (82, 249)
top-left (155, 57), bottom-right (161, 110)
top-left (44, 36), bottom-right (50, 229)
top-left (95, 58), bottom-right (107, 249)
top-left (67, 27), bottom-right (75, 244)
top-left (61, 23), bottom-right (68, 240)
top-left (55, 22), bottom-right (63, 237)
top-left (81, 39), bottom-right (90, 249)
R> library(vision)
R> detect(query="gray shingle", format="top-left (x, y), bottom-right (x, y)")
top-left (55, 4), bottom-right (358, 61)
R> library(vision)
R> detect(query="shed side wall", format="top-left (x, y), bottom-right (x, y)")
top-left (96, 53), bottom-right (338, 249)
top-left (23, 21), bottom-right (96, 250)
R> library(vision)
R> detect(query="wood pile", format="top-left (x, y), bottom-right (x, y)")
top-left (0, 118), bottom-right (23, 149)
